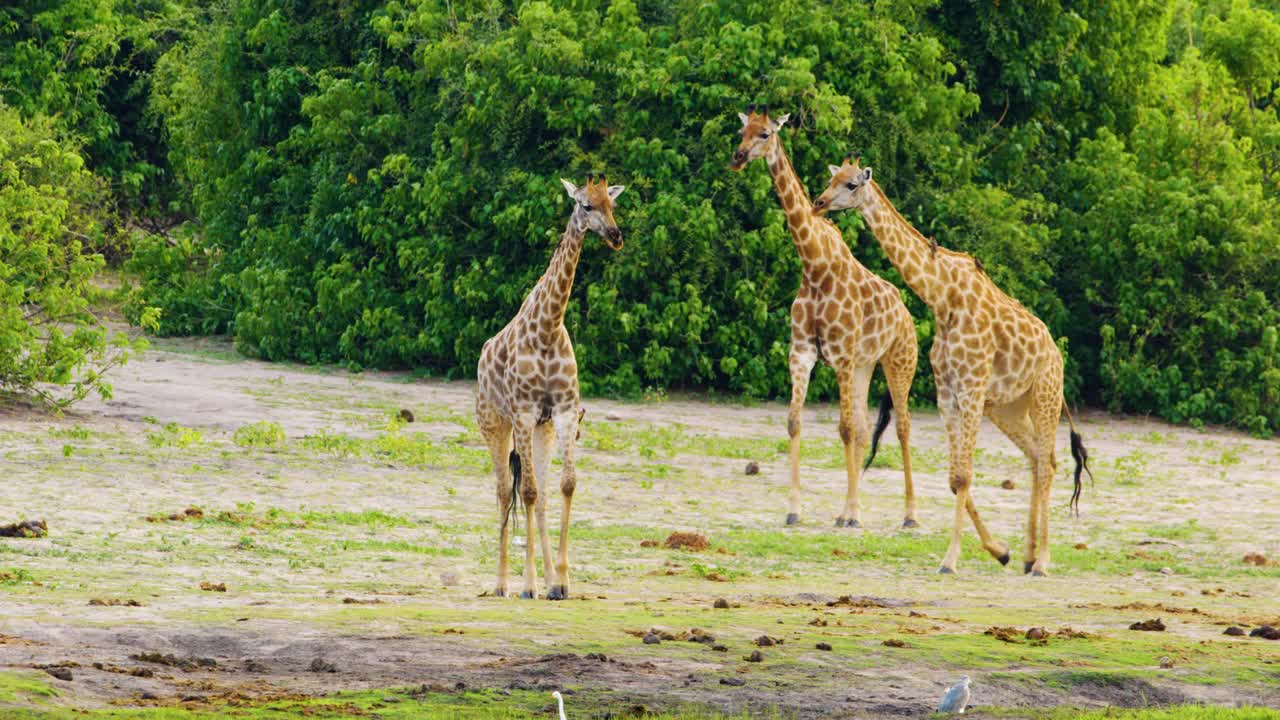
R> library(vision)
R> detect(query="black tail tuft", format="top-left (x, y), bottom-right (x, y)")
top-left (502, 450), bottom-right (522, 536)
top-left (864, 391), bottom-right (894, 471)
top-left (1068, 429), bottom-right (1092, 516)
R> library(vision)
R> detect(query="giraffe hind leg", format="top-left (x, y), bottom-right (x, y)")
top-left (881, 327), bottom-right (919, 528)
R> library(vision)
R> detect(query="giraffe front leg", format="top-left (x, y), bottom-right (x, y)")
top-left (835, 364), bottom-right (873, 529)
top-left (548, 409), bottom-right (580, 600)
top-left (478, 406), bottom-right (513, 598)
top-left (512, 420), bottom-right (540, 599)
top-left (938, 385), bottom-right (1008, 572)
top-left (785, 342), bottom-right (817, 526)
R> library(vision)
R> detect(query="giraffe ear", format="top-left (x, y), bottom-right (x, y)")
top-left (862, 167), bottom-right (873, 183)
top-left (773, 113), bottom-right (791, 128)
top-left (738, 112), bottom-right (750, 126)
top-left (607, 185), bottom-right (625, 201)
top-left (560, 178), bottom-right (579, 198)
top-left (828, 165), bottom-right (842, 177)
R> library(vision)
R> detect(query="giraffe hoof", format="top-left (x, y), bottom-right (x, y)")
top-left (845, 519), bottom-right (862, 529)
top-left (834, 517), bottom-right (845, 527)
top-left (547, 585), bottom-right (568, 600)
top-left (520, 590), bottom-right (535, 600)
top-left (1024, 561), bottom-right (1034, 574)
top-left (902, 518), bottom-right (919, 529)
top-left (997, 551), bottom-right (1011, 566)
top-left (785, 513), bottom-right (800, 526)
top-left (494, 588), bottom-right (507, 598)
top-left (1031, 567), bottom-right (1048, 577)
top-left (937, 566), bottom-right (956, 575)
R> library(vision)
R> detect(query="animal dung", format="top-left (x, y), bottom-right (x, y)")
top-left (642, 632), bottom-right (661, 645)
top-left (1250, 625), bottom-right (1279, 640)
top-left (882, 638), bottom-right (907, 648)
top-left (0, 519), bottom-right (48, 537)
top-left (199, 581), bottom-right (227, 592)
top-left (1025, 627), bottom-right (1049, 641)
top-left (713, 597), bottom-right (730, 609)
top-left (1223, 626), bottom-right (1246, 636)
top-left (662, 531), bottom-right (709, 551)
top-left (1000, 479), bottom-right (1016, 490)
top-left (744, 650), bottom-right (763, 662)
top-left (815, 642), bottom-right (833, 651)
top-left (744, 461), bottom-right (760, 475)
top-left (398, 408), bottom-right (415, 423)
top-left (1129, 618), bottom-right (1166, 632)
top-left (1242, 552), bottom-right (1271, 567)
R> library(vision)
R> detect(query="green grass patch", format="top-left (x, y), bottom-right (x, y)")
top-left (233, 421), bottom-right (287, 448)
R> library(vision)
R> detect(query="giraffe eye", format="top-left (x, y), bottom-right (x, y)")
top-left (845, 182), bottom-right (856, 190)
top-left (582, 204), bottom-right (594, 212)
top-left (759, 132), bottom-right (770, 139)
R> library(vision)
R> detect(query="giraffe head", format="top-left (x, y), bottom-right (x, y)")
top-left (812, 155), bottom-right (873, 216)
top-left (560, 173), bottom-right (625, 249)
top-left (729, 104), bottom-right (791, 171)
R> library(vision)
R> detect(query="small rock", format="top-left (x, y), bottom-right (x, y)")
top-left (815, 642), bottom-right (833, 651)
top-left (1159, 567), bottom-right (1173, 575)
top-left (754, 635), bottom-right (777, 647)
top-left (713, 598), bottom-right (730, 609)
top-left (1224, 626), bottom-right (1246, 636)
top-left (1159, 656), bottom-right (1174, 669)
top-left (720, 677), bottom-right (746, 686)
top-left (744, 461), bottom-right (760, 476)
top-left (642, 632), bottom-right (661, 645)
top-left (711, 644), bottom-right (728, 652)
top-left (605, 413), bottom-right (622, 421)
top-left (44, 667), bottom-right (72, 681)
top-left (398, 408), bottom-right (415, 423)
top-left (141, 691), bottom-right (158, 700)
top-left (1025, 627), bottom-right (1049, 641)
top-left (1129, 618), bottom-right (1166, 632)
top-left (744, 650), bottom-right (763, 662)
top-left (1250, 625), bottom-right (1280, 640)
top-left (1000, 479), bottom-right (1016, 490)
top-left (882, 638), bottom-right (906, 648)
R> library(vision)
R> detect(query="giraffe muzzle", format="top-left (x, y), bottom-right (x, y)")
top-left (731, 149), bottom-right (748, 170)
top-left (605, 227), bottom-right (624, 250)
top-left (812, 198), bottom-right (829, 215)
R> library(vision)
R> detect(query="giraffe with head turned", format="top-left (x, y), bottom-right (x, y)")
top-left (813, 157), bottom-right (1092, 575)
top-left (475, 173), bottom-right (625, 600)
top-left (731, 105), bottom-right (920, 529)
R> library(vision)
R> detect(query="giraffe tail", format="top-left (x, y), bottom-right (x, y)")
top-left (501, 450), bottom-right (522, 537)
top-left (864, 391), bottom-right (894, 470)
top-left (1063, 402), bottom-right (1094, 517)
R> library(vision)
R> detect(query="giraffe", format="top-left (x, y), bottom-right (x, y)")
top-left (813, 157), bottom-right (1092, 575)
top-left (475, 173), bottom-right (625, 599)
top-left (730, 105), bottom-right (920, 529)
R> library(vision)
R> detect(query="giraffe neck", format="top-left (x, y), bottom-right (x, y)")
top-left (855, 181), bottom-right (948, 309)
top-left (528, 212), bottom-right (587, 328)
top-left (765, 138), bottom-right (825, 263)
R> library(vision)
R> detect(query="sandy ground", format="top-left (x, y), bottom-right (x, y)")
top-left (1, 336), bottom-right (1278, 717)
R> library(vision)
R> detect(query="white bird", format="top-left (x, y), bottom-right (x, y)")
top-left (552, 690), bottom-right (567, 720)
top-left (937, 675), bottom-right (971, 713)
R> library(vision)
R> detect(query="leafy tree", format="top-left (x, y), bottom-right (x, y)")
top-left (0, 104), bottom-right (154, 406)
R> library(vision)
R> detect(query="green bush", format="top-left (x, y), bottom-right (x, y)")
top-left (0, 104), bottom-right (152, 406)
top-left (120, 0), bottom-right (1280, 434)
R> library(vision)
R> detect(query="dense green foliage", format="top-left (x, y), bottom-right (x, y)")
top-left (5, 0), bottom-right (1279, 433)
top-left (0, 105), bottom-right (150, 405)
